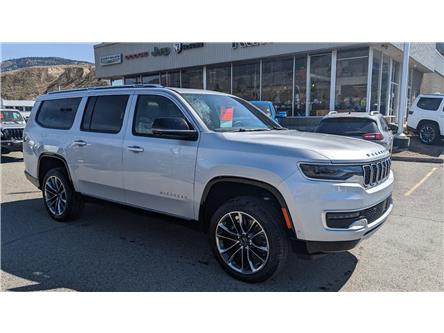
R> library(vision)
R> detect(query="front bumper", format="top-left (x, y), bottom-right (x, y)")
top-left (1, 140), bottom-right (23, 152)
top-left (278, 168), bottom-right (394, 247)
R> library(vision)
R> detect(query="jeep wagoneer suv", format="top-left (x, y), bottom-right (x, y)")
top-left (23, 85), bottom-right (394, 282)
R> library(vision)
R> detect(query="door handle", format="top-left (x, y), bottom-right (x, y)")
top-left (127, 145), bottom-right (144, 153)
top-left (72, 140), bottom-right (87, 147)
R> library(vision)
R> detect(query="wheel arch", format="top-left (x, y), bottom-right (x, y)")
top-left (199, 176), bottom-right (295, 236)
top-left (417, 119), bottom-right (440, 132)
top-left (38, 153), bottom-right (73, 188)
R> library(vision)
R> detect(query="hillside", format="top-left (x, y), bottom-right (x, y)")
top-left (1, 64), bottom-right (108, 100)
top-left (1, 57), bottom-right (92, 72)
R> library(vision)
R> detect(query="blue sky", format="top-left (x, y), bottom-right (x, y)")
top-left (0, 43), bottom-right (97, 63)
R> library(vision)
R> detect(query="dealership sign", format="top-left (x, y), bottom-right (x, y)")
top-left (174, 43), bottom-right (204, 54)
top-left (100, 54), bottom-right (122, 66)
top-left (125, 51), bottom-right (149, 60)
top-left (232, 42), bottom-right (268, 49)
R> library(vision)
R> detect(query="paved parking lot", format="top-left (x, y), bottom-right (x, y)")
top-left (1, 151), bottom-right (443, 291)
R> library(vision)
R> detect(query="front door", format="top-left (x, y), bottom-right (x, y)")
top-left (123, 93), bottom-right (199, 219)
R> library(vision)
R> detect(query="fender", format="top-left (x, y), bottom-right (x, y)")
top-left (38, 152), bottom-right (74, 186)
top-left (199, 176), bottom-right (294, 234)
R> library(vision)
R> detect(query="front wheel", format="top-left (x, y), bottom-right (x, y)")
top-left (209, 196), bottom-right (289, 282)
top-left (418, 122), bottom-right (439, 145)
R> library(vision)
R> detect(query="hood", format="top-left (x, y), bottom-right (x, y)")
top-left (222, 130), bottom-right (389, 163)
top-left (0, 121), bottom-right (26, 129)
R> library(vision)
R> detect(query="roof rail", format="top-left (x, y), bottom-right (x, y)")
top-left (46, 84), bottom-right (164, 95)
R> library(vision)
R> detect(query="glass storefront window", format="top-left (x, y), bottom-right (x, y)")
top-left (370, 50), bottom-right (382, 111)
top-left (335, 48), bottom-right (368, 112)
top-left (380, 55), bottom-right (390, 115)
top-left (124, 76), bottom-right (141, 84)
top-left (390, 60), bottom-right (401, 119)
top-left (293, 57), bottom-right (307, 116)
top-left (181, 68), bottom-right (203, 89)
top-left (232, 62), bottom-right (260, 100)
top-left (159, 71), bottom-right (181, 87)
top-left (310, 54), bottom-right (331, 116)
top-left (142, 74), bottom-right (160, 84)
top-left (261, 57), bottom-right (293, 115)
top-left (207, 65), bottom-right (231, 93)
top-left (111, 79), bottom-right (124, 86)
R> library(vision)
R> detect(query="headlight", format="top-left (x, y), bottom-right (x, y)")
top-left (299, 163), bottom-right (363, 182)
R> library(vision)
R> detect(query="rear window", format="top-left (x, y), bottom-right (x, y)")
top-left (81, 95), bottom-right (129, 133)
top-left (36, 98), bottom-right (81, 129)
top-left (317, 118), bottom-right (379, 135)
top-left (416, 97), bottom-right (442, 111)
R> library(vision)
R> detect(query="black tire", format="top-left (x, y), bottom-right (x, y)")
top-left (209, 196), bottom-right (289, 283)
top-left (418, 122), bottom-right (440, 145)
top-left (41, 167), bottom-right (83, 222)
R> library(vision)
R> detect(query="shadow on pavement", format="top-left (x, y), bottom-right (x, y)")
top-left (1, 198), bottom-right (357, 292)
top-left (1, 154), bottom-right (24, 164)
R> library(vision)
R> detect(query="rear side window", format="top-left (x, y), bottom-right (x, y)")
top-left (36, 98), bottom-right (81, 129)
top-left (317, 118), bottom-right (379, 135)
top-left (81, 95), bottom-right (129, 133)
top-left (416, 97), bottom-right (442, 111)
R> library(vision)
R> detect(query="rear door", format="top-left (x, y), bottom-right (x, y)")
top-left (122, 92), bottom-right (199, 219)
top-left (67, 93), bottom-right (132, 202)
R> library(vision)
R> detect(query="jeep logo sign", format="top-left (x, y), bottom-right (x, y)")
top-left (100, 54), bottom-right (122, 66)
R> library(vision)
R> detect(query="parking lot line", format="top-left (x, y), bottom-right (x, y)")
top-left (404, 167), bottom-right (438, 197)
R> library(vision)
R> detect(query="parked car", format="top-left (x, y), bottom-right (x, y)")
top-left (1, 109), bottom-right (26, 154)
top-left (23, 85), bottom-right (394, 282)
top-left (407, 94), bottom-right (444, 145)
top-left (315, 111), bottom-right (396, 152)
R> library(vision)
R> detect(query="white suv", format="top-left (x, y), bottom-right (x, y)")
top-left (407, 94), bottom-right (444, 144)
top-left (23, 85), bottom-right (394, 282)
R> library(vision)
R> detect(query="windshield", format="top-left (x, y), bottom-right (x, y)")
top-left (182, 94), bottom-right (281, 132)
top-left (1, 110), bottom-right (24, 123)
top-left (252, 103), bottom-right (272, 117)
top-left (317, 118), bottom-right (379, 135)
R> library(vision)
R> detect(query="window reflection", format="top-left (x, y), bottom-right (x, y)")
top-left (142, 74), bottom-right (160, 84)
top-left (261, 58), bottom-right (293, 115)
top-left (294, 57), bottom-right (307, 116)
top-left (207, 65), bottom-right (231, 93)
top-left (310, 54), bottom-right (331, 116)
top-left (232, 62), bottom-right (260, 100)
top-left (181, 68), bottom-right (203, 89)
top-left (335, 48), bottom-right (368, 112)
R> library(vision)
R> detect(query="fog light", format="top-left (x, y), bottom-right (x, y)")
top-left (327, 211), bottom-right (360, 220)
top-left (349, 218), bottom-right (368, 230)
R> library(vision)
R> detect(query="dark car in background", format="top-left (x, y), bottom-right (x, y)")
top-left (1, 109), bottom-right (26, 154)
top-left (315, 111), bottom-right (396, 152)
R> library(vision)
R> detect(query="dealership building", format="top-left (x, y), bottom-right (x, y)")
top-left (94, 43), bottom-right (444, 121)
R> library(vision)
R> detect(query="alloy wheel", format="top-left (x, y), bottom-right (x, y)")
top-left (215, 211), bottom-right (270, 274)
top-left (44, 175), bottom-right (67, 216)
top-left (420, 125), bottom-right (435, 144)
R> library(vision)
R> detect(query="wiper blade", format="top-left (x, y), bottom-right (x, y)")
top-left (236, 128), bottom-right (271, 132)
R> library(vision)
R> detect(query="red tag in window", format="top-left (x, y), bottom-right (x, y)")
top-left (220, 107), bottom-right (234, 121)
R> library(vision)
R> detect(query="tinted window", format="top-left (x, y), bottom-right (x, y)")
top-left (133, 95), bottom-right (186, 135)
top-left (81, 95), bottom-right (129, 133)
top-left (36, 98), bottom-right (81, 129)
top-left (417, 97), bottom-right (442, 111)
top-left (1, 110), bottom-right (24, 123)
top-left (317, 118), bottom-right (379, 135)
top-left (380, 117), bottom-right (389, 132)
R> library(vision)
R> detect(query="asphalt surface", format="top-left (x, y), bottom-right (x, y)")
top-left (1, 152), bottom-right (443, 291)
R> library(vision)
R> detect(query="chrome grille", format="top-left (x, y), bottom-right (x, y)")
top-left (363, 158), bottom-right (391, 187)
top-left (1, 128), bottom-right (24, 140)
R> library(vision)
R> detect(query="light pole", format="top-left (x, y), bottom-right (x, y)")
top-left (394, 42), bottom-right (411, 149)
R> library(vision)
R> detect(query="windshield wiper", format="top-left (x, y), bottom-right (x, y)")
top-left (235, 128), bottom-right (272, 132)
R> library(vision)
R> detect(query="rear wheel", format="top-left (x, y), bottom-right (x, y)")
top-left (209, 196), bottom-right (289, 282)
top-left (418, 122), bottom-right (439, 145)
top-left (42, 168), bottom-right (83, 222)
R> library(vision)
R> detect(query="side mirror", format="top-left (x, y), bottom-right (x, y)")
top-left (152, 117), bottom-right (198, 140)
top-left (388, 123), bottom-right (398, 133)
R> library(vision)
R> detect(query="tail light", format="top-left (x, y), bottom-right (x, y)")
top-left (362, 133), bottom-right (384, 140)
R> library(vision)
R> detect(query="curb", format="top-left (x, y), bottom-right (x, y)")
top-left (391, 155), bottom-right (443, 164)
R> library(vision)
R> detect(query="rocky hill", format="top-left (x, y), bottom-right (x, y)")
top-left (1, 57), bottom-right (92, 72)
top-left (1, 64), bottom-right (108, 100)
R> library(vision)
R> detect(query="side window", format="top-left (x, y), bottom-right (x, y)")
top-left (380, 116), bottom-right (389, 131)
top-left (36, 98), bottom-right (81, 129)
top-left (133, 95), bottom-right (187, 136)
top-left (416, 97), bottom-right (442, 111)
top-left (81, 95), bottom-right (129, 133)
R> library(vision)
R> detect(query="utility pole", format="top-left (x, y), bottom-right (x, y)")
top-left (394, 42), bottom-right (411, 149)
